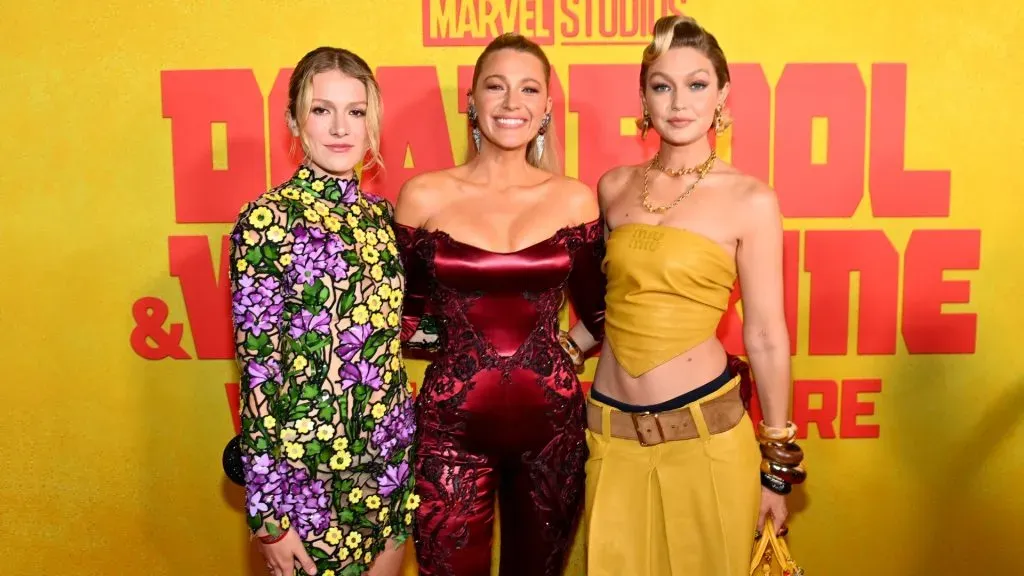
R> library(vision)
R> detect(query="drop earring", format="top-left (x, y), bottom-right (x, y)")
top-left (535, 112), bottom-right (551, 161)
top-left (468, 102), bottom-right (481, 151)
top-left (639, 110), bottom-right (652, 139)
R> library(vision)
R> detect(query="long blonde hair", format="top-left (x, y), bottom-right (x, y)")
top-left (288, 47), bottom-right (384, 171)
top-left (467, 33), bottom-right (561, 174)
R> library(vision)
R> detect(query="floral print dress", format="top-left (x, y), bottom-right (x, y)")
top-left (229, 165), bottom-right (417, 576)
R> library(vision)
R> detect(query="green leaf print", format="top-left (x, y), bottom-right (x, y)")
top-left (306, 439), bottom-right (323, 456)
top-left (343, 251), bottom-right (360, 266)
top-left (244, 246), bottom-right (263, 265)
top-left (339, 508), bottom-right (356, 524)
top-left (353, 385), bottom-right (369, 402)
top-left (341, 562), bottom-right (365, 576)
top-left (339, 227), bottom-right (355, 244)
top-left (351, 438), bottom-right (367, 455)
top-left (317, 403), bottom-right (336, 421)
top-left (373, 354), bottom-right (389, 367)
top-left (361, 416), bottom-right (375, 432)
top-left (310, 548), bottom-right (329, 560)
top-left (361, 330), bottom-right (389, 359)
top-left (337, 285), bottom-right (357, 316)
top-left (338, 478), bottom-right (355, 493)
top-left (255, 436), bottom-right (269, 451)
top-left (301, 384), bottom-right (319, 400)
top-left (245, 332), bottom-right (269, 351)
top-left (263, 243), bottom-right (280, 260)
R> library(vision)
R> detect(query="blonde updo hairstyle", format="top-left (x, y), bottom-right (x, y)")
top-left (637, 16), bottom-right (732, 132)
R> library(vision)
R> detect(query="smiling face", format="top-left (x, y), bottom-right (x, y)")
top-left (290, 69), bottom-right (369, 179)
top-left (642, 46), bottom-right (728, 147)
top-left (470, 48), bottom-right (552, 152)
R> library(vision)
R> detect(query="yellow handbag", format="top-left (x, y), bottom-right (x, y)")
top-left (750, 518), bottom-right (804, 575)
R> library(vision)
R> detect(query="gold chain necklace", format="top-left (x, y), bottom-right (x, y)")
top-left (640, 151), bottom-right (717, 214)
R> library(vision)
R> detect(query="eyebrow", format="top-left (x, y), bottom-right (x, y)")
top-left (483, 73), bottom-right (542, 85)
top-left (648, 68), bottom-right (711, 82)
top-left (311, 98), bottom-right (367, 107)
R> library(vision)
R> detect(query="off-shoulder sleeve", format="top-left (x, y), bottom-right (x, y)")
top-left (394, 223), bottom-right (440, 357)
top-left (228, 197), bottom-right (292, 535)
top-left (567, 218), bottom-right (607, 344)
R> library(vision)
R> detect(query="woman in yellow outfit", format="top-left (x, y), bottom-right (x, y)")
top-left (577, 14), bottom-right (806, 576)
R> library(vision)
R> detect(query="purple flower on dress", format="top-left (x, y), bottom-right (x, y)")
top-left (247, 359), bottom-right (280, 389)
top-left (338, 360), bottom-right (383, 391)
top-left (377, 461), bottom-right (411, 497)
top-left (288, 225), bottom-right (349, 286)
top-left (334, 324), bottom-right (374, 362)
top-left (232, 274), bottom-right (285, 336)
top-left (372, 398), bottom-right (415, 459)
top-left (288, 309), bottom-right (331, 339)
top-left (242, 454), bottom-right (332, 539)
top-left (339, 179), bottom-right (360, 204)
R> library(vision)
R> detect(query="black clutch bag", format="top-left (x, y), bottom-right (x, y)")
top-left (222, 434), bottom-right (245, 486)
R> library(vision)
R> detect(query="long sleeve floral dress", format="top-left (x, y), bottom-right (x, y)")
top-left (229, 165), bottom-right (418, 576)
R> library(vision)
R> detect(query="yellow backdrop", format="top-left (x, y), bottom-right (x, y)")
top-left (2, 1), bottom-right (1022, 575)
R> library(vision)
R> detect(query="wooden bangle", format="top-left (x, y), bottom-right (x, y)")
top-left (760, 471), bottom-right (791, 495)
top-left (757, 421), bottom-right (798, 443)
top-left (760, 458), bottom-right (807, 484)
top-left (759, 441), bottom-right (804, 466)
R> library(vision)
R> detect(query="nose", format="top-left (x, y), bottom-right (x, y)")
top-left (501, 90), bottom-right (521, 110)
top-left (330, 112), bottom-right (348, 136)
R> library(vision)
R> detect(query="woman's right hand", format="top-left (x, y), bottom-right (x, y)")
top-left (257, 528), bottom-right (318, 576)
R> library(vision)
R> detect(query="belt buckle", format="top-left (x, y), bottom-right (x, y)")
top-left (630, 411), bottom-right (666, 446)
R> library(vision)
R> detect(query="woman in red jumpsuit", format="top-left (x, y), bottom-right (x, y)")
top-left (393, 33), bottom-right (606, 576)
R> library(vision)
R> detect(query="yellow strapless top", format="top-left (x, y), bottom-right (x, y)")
top-left (602, 223), bottom-right (736, 377)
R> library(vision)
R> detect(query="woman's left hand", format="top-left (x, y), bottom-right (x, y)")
top-left (757, 487), bottom-right (789, 537)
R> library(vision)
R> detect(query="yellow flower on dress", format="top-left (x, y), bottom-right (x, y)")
top-left (349, 487), bottom-right (363, 503)
top-left (350, 205), bottom-right (362, 216)
top-left (282, 187), bottom-right (300, 199)
top-left (389, 338), bottom-right (400, 354)
top-left (384, 371), bottom-right (393, 384)
top-left (262, 415), bottom-right (276, 429)
top-left (372, 204), bottom-right (383, 216)
top-left (378, 284), bottom-right (392, 299)
top-left (387, 312), bottom-right (399, 328)
top-left (371, 403), bottom-right (387, 419)
top-left (333, 437), bottom-right (349, 451)
top-left (300, 191), bottom-right (315, 205)
top-left (367, 295), bottom-right (383, 312)
top-left (386, 242), bottom-right (398, 256)
top-left (405, 513), bottom-right (413, 525)
top-left (361, 246), bottom-right (380, 264)
top-left (382, 526), bottom-right (392, 537)
top-left (379, 508), bottom-right (389, 523)
top-left (353, 229), bottom-right (367, 244)
top-left (364, 538), bottom-right (374, 551)
top-left (330, 451), bottom-right (352, 471)
top-left (296, 418), bottom-right (314, 434)
top-left (377, 229), bottom-right (390, 244)
top-left (370, 313), bottom-right (386, 329)
top-left (346, 213), bottom-right (359, 228)
top-left (316, 424), bottom-right (334, 441)
top-left (389, 357), bottom-right (401, 372)
top-left (235, 259), bottom-right (247, 272)
top-left (279, 253), bottom-right (293, 266)
top-left (311, 180), bottom-right (325, 192)
top-left (292, 356), bottom-right (308, 371)
top-left (322, 571), bottom-right (335, 576)
top-left (389, 290), bottom-right (403, 308)
top-left (338, 547), bottom-right (349, 561)
top-left (267, 226), bottom-right (285, 242)
top-left (314, 201), bottom-right (330, 216)
top-left (298, 168), bottom-right (311, 179)
top-left (346, 531), bottom-right (363, 548)
top-left (366, 495), bottom-right (381, 510)
top-left (304, 208), bottom-right (321, 223)
top-left (281, 516), bottom-right (291, 529)
top-left (352, 305), bottom-right (370, 325)
top-left (325, 528), bottom-right (343, 546)
top-left (364, 551), bottom-right (373, 564)
top-left (405, 494), bottom-right (421, 510)
top-left (266, 192), bottom-right (281, 201)
top-left (285, 442), bottom-right (305, 460)
top-left (323, 216), bottom-right (341, 232)
top-left (248, 206), bottom-right (273, 228)
top-left (370, 265), bottom-right (384, 282)
top-left (280, 428), bottom-right (298, 442)
top-left (243, 229), bottom-right (260, 246)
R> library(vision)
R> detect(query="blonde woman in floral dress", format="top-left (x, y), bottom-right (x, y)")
top-left (228, 47), bottom-right (416, 576)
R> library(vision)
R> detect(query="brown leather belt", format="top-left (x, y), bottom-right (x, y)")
top-left (587, 384), bottom-right (746, 446)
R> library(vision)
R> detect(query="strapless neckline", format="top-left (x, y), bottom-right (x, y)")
top-left (609, 222), bottom-right (735, 269)
top-left (394, 218), bottom-right (601, 255)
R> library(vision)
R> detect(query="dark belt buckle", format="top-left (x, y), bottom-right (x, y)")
top-left (631, 412), bottom-right (665, 446)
